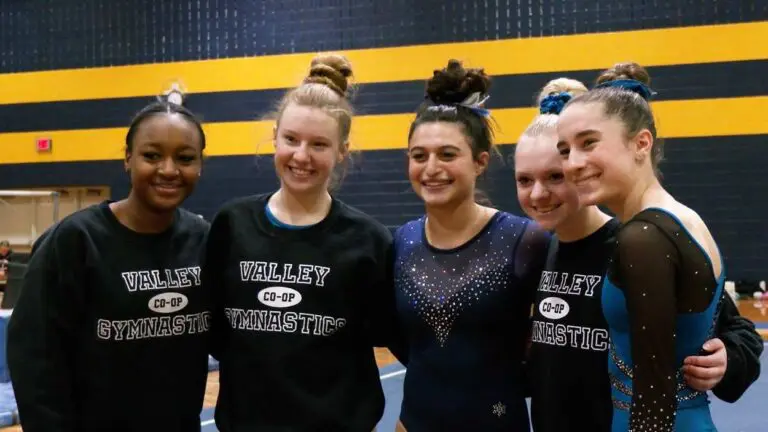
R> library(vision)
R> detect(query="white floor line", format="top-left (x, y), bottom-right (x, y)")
top-left (200, 368), bottom-right (407, 427)
top-left (379, 368), bottom-right (406, 380)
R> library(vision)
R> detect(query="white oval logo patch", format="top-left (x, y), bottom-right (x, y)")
top-left (148, 292), bottom-right (188, 314)
top-left (538, 297), bottom-right (570, 320)
top-left (258, 286), bottom-right (302, 308)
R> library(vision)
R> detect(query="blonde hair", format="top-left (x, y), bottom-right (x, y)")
top-left (521, 78), bottom-right (588, 138)
top-left (273, 53), bottom-right (355, 144)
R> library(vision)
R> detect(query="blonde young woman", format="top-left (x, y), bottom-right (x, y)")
top-left (202, 54), bottom-right (396, 431)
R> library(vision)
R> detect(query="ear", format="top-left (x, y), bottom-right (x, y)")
top-left (337, 140), bottom-right (350, 164)
top-left (271, 124), bottom-right (279, 150)
top-left (474, 151), bottom-right (490, 177)
top-left (124, 149), bottom-right (132, 172)
top-left (632, 129), bottom-right (654, 162)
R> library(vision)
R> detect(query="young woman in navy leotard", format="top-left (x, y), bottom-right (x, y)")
top-left (392, 60), bottom-right (549, 431)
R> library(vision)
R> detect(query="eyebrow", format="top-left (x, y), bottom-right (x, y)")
top-left (575, 129), bottom-right (600, 139)
top-left (283, 128), bottom-right (333, 144)
top-left (409, 144), bottom-right (462, 152)
top-left (515, 167), bottom-right (563, 176)
top-left (557, 129), bottom-right (600, 147)
top-left (138, 142), bottom-right (162, 149)
top-left (138, 142), bottom-right (197, 151)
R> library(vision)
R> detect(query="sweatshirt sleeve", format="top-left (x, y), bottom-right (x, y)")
top-left (7, 225), bottom-right (85, 432)
top-left (711, 292), bottom-right (764, 402)
top-left (362, 226), bottom-right (405, 364)
top-left (370, 233), bottom-right (409, 366)
top-left (200, 208), bottom-right (232, 361)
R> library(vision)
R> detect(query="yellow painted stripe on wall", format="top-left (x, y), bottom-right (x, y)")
top-left (1, 22), bottom-right (766, 105)
top-left (1, 96), bottom-right (766, 165)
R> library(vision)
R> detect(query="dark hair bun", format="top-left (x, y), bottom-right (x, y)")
top-left (303, 54), bottom-right (354, 97)
top-left (425, 59), bottom-right (491, 105)
top-left (596, 62), bottom-right (651, 86)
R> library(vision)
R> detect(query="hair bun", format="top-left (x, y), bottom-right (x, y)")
top-left (161, 82), bottom-right (186, 106)
top-left (535, 78), bottom-right (587, 114)
top-left (425, 59), bottom-right (491, 105)
top-left (596, 62), bottom-right (651, 86)
top-left (536, 78), bottom-right (587, 105)
top-left (303, 53), bottom-right (354, 97)
top-left (594, 62), bottom-right (656, 100)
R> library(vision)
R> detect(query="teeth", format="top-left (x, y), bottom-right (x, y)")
top-left (290, 167), bottom-right (311, 176)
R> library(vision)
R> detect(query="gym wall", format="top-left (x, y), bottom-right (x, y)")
top-left (0, 1), bottom-right (766, 279)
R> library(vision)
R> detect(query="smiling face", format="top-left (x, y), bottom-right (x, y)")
top-left (556, 101), bottom-right (642, 207)
top-left (273, 103), bottom-right (347, 196)
top-left (125, 113), bottom-right (203, 213)
top-left (407, 122), bottom-right (489, 209)
top-left (515, 131), bottom-right (580, 230)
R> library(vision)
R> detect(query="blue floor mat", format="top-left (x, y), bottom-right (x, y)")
top-left (0, 382), bottom-right (17, 427)
top-left (4, 350), bottom-right (767, 430)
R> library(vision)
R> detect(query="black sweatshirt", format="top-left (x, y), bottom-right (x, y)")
top-left (202, 193), bottom-right (395, 432)
top-left (528, 218), bottom-right (764, 432)
top-left (528, 219), bottom-right (620, 432)
top-left (712, 293), bottom-right (764, 402)
top-left (7, 201), bottom-right (211, 432)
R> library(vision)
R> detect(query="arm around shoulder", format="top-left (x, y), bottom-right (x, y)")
top-left (372, 228), bottom-right (410, 366)
top-left (711, 292), bottom-right (763, 402)
top-left (200, 208), bottom-right (233, 361)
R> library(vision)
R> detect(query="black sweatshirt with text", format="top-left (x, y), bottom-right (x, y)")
top-left (203, 193), bottom-right (395, 432)
top-left (7, 201), bottom-right (211, 432)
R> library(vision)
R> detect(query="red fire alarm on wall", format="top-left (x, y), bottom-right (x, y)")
top-left (36, 137), bottom-right (52, 152)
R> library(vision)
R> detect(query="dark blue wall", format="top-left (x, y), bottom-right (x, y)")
top-left (1, 134), bottom-right (766, 280)
top-left (2, 0), bottom-right (766, 73)
top-left (0, 1), bottom-right (766, 281)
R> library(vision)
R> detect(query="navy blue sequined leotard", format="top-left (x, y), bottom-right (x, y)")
top-left (394, 211), bottom-right (550, 431)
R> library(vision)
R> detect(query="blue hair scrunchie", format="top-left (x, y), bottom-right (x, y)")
top-left (594, 79), bottom-right (657, 101)
top-left (466, 106), bottom-right (491, 118)
top-left (539, 91), bottom-right (573, 115)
